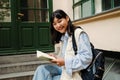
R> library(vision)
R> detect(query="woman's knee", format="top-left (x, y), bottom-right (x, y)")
top-left (36, 65), bottom-right (46, 72)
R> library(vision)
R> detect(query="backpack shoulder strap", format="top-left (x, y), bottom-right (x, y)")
top-left (72, 27), bottom-right (84, 54)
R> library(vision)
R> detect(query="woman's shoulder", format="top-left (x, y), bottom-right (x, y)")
top-left (74, 27), bottom-right (84, 35)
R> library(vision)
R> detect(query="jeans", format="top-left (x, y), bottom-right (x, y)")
top-left (32, 64), bottom-right (62, 80)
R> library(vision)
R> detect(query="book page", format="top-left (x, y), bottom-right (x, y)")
top-left (37, 50), bottom-right (56, 61)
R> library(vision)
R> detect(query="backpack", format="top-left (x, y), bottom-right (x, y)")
top-left (72, 27), bottom-right (105, 80)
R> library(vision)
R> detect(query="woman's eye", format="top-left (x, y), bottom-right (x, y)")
top-left (58, 20), bottom-right (62, 23)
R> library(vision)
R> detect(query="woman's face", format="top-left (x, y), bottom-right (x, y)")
top-left (52, 16), bottom-right (69, 34)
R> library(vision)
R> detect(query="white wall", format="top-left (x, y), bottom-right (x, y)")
top-left (53, 0), bottom-right (73, 20)
top-left (74, 10), bottom-right (120, 52)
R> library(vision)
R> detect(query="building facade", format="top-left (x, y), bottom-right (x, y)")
top-left (0, 0), bottom-right (120, 80)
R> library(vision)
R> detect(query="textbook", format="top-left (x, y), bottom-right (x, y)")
top-left (36, 50), bottom-right (56, 61)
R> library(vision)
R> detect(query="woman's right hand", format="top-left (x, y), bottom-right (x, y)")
top-left (51, 57), bottom-right (65, 66)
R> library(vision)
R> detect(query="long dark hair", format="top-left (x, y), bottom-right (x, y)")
top-left (50, 9), bottom-right (75, 45)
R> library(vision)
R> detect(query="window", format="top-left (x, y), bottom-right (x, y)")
top-left (73, 0), bottom-right (120, 20)
top-left (0, 0), bottom-right (11, 22)
top-left (73, 0), bottom-right (93, 20)
top-left (102, 0), bottom-right (120, 11)
top-left (20, 0), bottom-right (49, 22)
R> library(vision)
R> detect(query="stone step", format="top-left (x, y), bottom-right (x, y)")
top-left (0, 52), bottom-right (55, 80)
top-left (0, 54), bottom-right (39, 64)
top-left (0, 60), bottom-right (50, 74)
top-left (0, 71), bottom-right (34, 80)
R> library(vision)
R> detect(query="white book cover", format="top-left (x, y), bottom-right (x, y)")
top-left (37, 50), bottom-right (56, 61)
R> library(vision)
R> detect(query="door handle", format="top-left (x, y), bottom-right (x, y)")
top-left (17, 13), bottom-right (24, 20)
top-left (17, 13), bottom-right (24, 17)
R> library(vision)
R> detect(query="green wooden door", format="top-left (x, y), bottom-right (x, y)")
top-left (0, 0), bottom-right (54, 54)
top-left (0, 0), bottom-right (16, 54)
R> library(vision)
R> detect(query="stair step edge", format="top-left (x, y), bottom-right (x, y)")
top-left (0, 71), bottom-right (34, 79)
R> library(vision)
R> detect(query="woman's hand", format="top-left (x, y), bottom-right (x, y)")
top-left (48, 53), bottom-right (57, 59)
top-left (48, 53), bottom-right (65, 66)
top-left (51, 57), bottom-right (65, 66)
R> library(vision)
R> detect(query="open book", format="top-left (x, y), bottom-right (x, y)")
top-left (37, 50), bottom-right (56, 61)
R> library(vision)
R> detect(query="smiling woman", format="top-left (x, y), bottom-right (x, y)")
top-left (32, 9), bottom-right (93, 80)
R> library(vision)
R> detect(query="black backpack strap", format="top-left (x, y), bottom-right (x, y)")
top-left (72, 29), bottom-right (77, 55)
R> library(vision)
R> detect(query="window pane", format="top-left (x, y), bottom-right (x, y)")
top-left (36, 10), bottom-right (49, 22)
top-left (20, 0), bottom-right (34, 8)
top-left (20, 10), bottom-right (35, 22)
top-left (36, 0), bottom-right (48, 8)
top-left (74, 6), bottom-right (81, 20)
top-left (83, 1), bottom-right (92, 17)
top-left (114, 0), bottom-right (120, 7)
top-left (0, 0), bottom-right (11, 7)
top-left (95, 0), bottom-right (102, 14)
top-left (102, 0), bottom-right (111, 10)
top-left (0, 0), bottom-right (11, 22)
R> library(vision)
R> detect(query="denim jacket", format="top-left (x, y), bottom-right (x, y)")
top-left (59, 28), bottom-right (92, 76)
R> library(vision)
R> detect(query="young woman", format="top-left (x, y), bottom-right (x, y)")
top-left (32, 9), bottom-right (92, 80)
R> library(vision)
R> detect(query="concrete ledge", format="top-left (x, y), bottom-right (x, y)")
top-left (0, 60), bottom-right (50, 74)
top-left (0, 71), bottom-right (34, 79)
top-left (0, 60), bottom-right (49, 68)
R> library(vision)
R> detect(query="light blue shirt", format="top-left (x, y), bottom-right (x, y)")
top-left (61, 31), bottom-right (92, 76)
